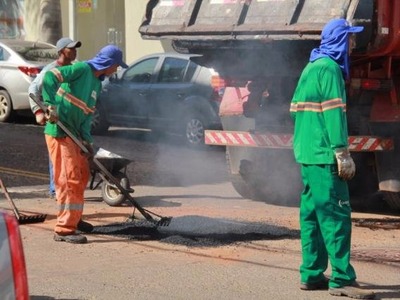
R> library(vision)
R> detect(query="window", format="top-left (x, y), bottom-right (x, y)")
top-left (184, 61), bottom-right (197, 82)
top-left (158, 57), bottom-right (188, 83)
top-left (0, 47), bottom-right (10, 61)
top-left (11, 45), bottom-right (58, 62)
top-left (123, 57), bottom-right (158, 83)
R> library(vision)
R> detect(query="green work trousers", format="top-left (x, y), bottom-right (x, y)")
top-left (299, 164), bottom-right (356, 288)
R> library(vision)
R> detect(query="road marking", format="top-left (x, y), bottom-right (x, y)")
top-left (0, 166), bottom-right (49, 181)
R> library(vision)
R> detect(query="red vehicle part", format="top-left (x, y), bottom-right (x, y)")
top-left (0, 211), bottom-right (29, 300)
top-left (140, 0), bottom-right (400, 210)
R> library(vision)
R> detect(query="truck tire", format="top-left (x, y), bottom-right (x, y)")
top-left (101, 172), bottom-right (130, 206)
top-left (226, 147), bottom-right (301, 207)
top-left (0, 90), bottom-right (14, 122)
top-left (382, 192), bottom-right (400, 211)
top-left (226, 151), bottom-right (255, 200)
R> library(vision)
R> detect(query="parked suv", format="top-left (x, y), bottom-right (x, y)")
top-left (91, 53), bottom-right (224, 146)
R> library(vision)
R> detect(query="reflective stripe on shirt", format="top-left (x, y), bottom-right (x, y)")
top-left (50, 68), bottom-right (63, 82)
top-left (290, 98), bottom-right (345, 113)
top-left (57, 87), bottom-right (95, 115)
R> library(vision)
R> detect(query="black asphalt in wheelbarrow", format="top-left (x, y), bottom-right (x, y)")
top-left (29, 94), bottom-right (172, 226)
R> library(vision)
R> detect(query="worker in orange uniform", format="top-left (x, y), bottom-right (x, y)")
top-left (41, 45), bottom-right (128, 244)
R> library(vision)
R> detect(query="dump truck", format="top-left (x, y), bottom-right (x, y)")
top-left (139, 0), bottom-right (400, 210)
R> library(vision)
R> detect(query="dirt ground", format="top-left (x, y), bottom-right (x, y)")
top-left (3, 182), bottom-right (400, 300)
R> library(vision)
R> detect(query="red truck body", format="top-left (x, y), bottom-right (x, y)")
top-left (140, 0), bottom-right (400, 209)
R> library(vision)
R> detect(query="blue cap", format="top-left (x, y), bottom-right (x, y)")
top-left (322, 18), bottom-right (364, 39)
top-left (96, 45), bottom-right (128, 68)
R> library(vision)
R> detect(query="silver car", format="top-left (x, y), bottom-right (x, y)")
top-left (0, 39), bottom-right (58, 122)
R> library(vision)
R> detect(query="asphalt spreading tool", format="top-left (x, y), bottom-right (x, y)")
top-left (0, 178), bottom-right (47, 224)
top-left (29, 94), bottom-right (172, 227)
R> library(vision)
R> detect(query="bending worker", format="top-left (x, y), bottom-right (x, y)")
top-left (40, 45), bottom-right (128, 244)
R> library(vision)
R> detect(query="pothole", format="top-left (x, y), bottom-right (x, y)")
top-left (91, 215), bottom-right (299, 247)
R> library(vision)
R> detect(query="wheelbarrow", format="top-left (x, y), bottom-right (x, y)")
top-left (89, 148), bottom-right (134, 207)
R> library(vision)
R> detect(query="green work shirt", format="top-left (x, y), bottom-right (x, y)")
top-left (42, 62), bottom-right (101, 144)
top-left (290, 57), bottom-right (349, 164)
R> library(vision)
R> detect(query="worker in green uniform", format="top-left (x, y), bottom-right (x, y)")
top-left (41, 44), bottom-right (128, 244)
top-left (290, 19), bottom-right (375, 299)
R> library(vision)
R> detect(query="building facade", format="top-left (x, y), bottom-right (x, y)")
top-left (64, 0), bottom-right (173, 63)
top-left (2, 1), bottom-right (170, 65)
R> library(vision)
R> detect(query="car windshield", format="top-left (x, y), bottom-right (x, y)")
top-left (10, 44), bottom-right (58, 62)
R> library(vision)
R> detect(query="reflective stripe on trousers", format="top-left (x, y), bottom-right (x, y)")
top-left (45, 135), bottom-right (90, 234)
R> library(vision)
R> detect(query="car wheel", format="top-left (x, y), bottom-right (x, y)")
top-left (184, 113), bottom-right (206, 146)
top-left (0, 90), bottom-right (14, 122)
top-left (91, 102), bottom-right (110, 135)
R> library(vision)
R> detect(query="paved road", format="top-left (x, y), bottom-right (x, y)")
top-left (4, 182), bottom-right (400, 300)
top-left (1, 120), bottom-right (400, 299)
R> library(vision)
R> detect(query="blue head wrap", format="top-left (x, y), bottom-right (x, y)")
top-left (86, 44), bottom-right (128, 73)
top-left (309, 19), bottom-right (363, 79)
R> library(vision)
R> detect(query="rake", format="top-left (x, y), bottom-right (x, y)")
top-left (0, 178), bottom-right (47, 224)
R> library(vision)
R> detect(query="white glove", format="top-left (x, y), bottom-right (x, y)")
top-left (45, 105), bottom-right (58, 123)
top-left (335, 148), bottom-right (356, 180)
top-left (34, 110), bottom-right (46, 125)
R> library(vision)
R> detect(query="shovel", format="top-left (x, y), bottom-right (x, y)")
top-left (0, 178), bottom-right (47, 224)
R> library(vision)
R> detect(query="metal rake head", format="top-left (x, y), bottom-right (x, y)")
top-left (155, 217), bottom-right (172, 227)
top-left (17, 214), bottom-right (47, 225)
top-left (125, 214), bottom-right (172, 227)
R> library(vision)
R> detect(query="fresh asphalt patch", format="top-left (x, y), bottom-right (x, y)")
top-left (91, 215), bottom-right (300, 247)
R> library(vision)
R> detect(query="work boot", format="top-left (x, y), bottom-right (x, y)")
top-left (54, 233), bottom-right (87, 244)
top-left (77, 220), bottom-right (94, 233)
top-left (329, 282), bottom-right (375, 299)
top-left (300, 277), bottom-right (329, 290)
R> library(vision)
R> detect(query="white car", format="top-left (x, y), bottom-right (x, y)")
top-left (0, 39), bottom-right (58, 122)
top-left (0, 210), bottom-right (29, 299)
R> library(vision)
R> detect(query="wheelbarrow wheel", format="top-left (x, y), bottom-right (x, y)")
top-left (101, 172), bottom-right (130, 206)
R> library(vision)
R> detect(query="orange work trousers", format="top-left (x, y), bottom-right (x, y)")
top-left (45, 135), bottom-right (90, 234)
